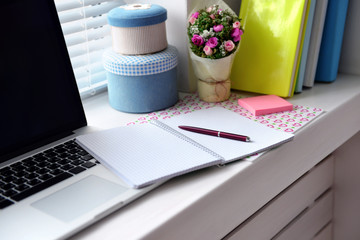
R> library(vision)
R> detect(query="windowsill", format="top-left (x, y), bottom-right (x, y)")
top-left (82, 72), bottom-right (359, 130)
top-left (75, 73), bottom-right (360, 239)
top-left (81, 91), bottom-right (145, 129)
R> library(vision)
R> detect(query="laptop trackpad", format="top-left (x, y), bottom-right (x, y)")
top-left (32, 175), bottom-right (127, 222)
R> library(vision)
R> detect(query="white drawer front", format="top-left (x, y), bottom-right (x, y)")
top-left (313, 223), bottom-right (332, 240)
top-left (226, 155), bottom-right (334, 240)
top-left (274, 190), bottom-right (333, 240)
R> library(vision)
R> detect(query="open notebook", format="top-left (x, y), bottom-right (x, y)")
top-left (76, 107), bottom-right (294, 188)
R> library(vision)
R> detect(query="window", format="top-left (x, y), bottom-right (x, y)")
top-left (54, 0), bottom-right (125, 98)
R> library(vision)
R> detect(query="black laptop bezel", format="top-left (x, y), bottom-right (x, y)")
top-left (0, 0), bottom-right (87, 163)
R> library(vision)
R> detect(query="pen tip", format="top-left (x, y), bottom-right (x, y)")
top-left (246, 137), bottom-right (251, 142)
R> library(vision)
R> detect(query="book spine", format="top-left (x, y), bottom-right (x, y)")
top-left (150, 120), bottom-right (224, 160)
top-left (303, 0), bottom-right (328, 87)
top-left (315, 0), bottom-right (349, 82)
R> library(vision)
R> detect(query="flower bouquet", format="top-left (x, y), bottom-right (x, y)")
top-left (188, 2), bottom-right (243, 102)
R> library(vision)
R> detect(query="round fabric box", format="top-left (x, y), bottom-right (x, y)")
top-left (107, 3), bottom-right (168, 55)
top-left (103, 46), bottom-right (178, 113)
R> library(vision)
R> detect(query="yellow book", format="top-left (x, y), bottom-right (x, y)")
top-left (231, 0), bottom-right (309, 97)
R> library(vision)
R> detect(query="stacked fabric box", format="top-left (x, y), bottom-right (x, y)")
top-left (104, 3), bottom-right (178, 113)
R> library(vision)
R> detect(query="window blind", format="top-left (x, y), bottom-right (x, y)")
top-left (54, 0), bottom-right (125, 98)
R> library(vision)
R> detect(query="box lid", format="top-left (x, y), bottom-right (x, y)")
top-left (103, 45), bottom-right (178, 76)
top-left (107, 4), bottom-right (167, 28)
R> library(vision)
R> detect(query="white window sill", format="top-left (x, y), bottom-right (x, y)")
top-left (81, 91), bottom-right (145, 129)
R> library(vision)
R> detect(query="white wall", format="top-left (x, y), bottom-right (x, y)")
top-left (333, 131), bottom-right (360, 240)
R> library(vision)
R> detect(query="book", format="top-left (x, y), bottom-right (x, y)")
top-left (238, 95), bottom-right (293, 116)
top-left (231, 0), bottom-right (309, 97)
top-left (303, 0), bottom-right (328, 87)
top-left (293, 0), bottom-right (312, 94)
top-left (315, 0), bottom-right (349, 82)
top-left (294, 0), bottom-right (317, 93)
top-left (76, 107), bottom-right (294, 188)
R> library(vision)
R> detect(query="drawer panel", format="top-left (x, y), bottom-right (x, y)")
top-left (274, 190), bottom-right (333, 240)
top-left (225, 155), bottom-right (334, 240)
top-left (313, 223), bottom-right (332, 240)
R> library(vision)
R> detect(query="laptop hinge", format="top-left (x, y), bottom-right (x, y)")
top-left (0, 130), bottom-right (75, 164)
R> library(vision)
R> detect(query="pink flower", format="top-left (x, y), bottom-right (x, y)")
top-left (231, 28), bottom-right (243, 42)
top-left (191, 12), bottom-right (199, 18)
top-left (203, 45), bottom-right (213, 56)
top-left (191, 34), bottom-right (204, 46)
top-left (224, 40), bottom-right (235, 51)
top-left (233, 21), bottom-right (241, 28)
top-left (206, 6), bottom-right (213, 13)
top-left (189, 12), bottom-right (199, 24)
top-left (213, 24), bottom-right (224, 32)
top-left (210, 14), bottom-right (215, 20)
top-left (189, 16), bottom-right (196, 25)
top-left (205, 37), bottom-right (218, 48)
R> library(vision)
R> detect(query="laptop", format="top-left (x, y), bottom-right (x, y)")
top-left (0, 0), bottom-right (162, 239)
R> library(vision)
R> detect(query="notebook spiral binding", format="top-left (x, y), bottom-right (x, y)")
top-left (150, 120), bottom-right (224, 161)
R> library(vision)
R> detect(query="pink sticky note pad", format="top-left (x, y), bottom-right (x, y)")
top-left (238, 95), bottom-right (293, 116)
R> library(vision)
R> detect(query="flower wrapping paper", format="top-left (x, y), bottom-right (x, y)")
top-left (187, 0), bottom-right (242, 102)
top-left (127, 93), bottom-right (324, 134)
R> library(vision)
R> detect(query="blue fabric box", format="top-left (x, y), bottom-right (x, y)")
top-left (103, 46), bottom-right (178, 113)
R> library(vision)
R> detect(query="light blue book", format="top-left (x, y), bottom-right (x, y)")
top-left (295, 0), bottom-right (317, 93)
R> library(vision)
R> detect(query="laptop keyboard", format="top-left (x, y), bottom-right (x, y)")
top-left (0, 140), bottom-right (99, 209)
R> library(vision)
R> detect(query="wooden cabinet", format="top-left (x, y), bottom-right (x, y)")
top-left (72, 0), bottom-right (360, 239)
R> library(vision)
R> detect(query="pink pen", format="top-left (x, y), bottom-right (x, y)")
top-left (178, 125), bottom-right (250, 142)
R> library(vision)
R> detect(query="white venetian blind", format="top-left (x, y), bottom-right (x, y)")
top-left (54, 0), bottom-right (125, 98)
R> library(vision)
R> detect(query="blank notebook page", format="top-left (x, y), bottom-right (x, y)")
top-left (76, 123), bottom-right (221, 188)
top-left (159, 107), bottom-right (293, 163)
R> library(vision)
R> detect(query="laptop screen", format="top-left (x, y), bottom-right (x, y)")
top-left (0, 0), bottom-right (87, 162)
